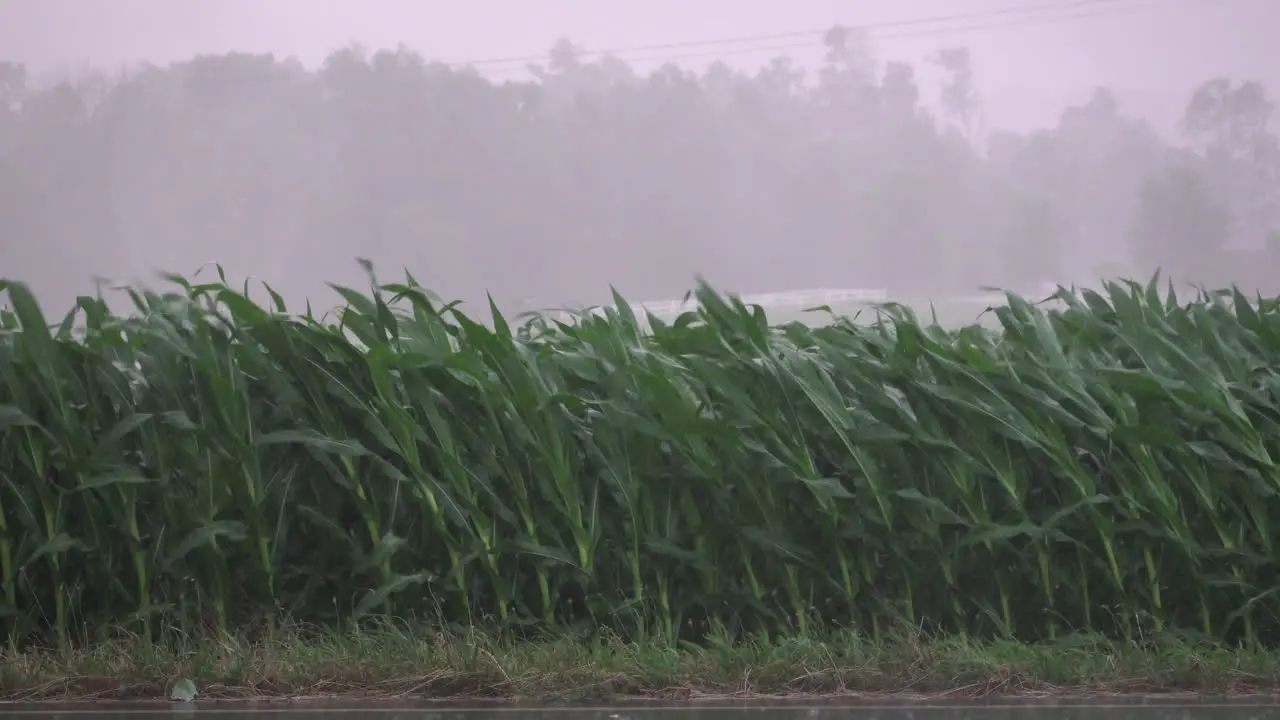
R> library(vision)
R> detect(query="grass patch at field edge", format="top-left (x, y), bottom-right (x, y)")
top-left (4, 621), bottom-right (1280, 702)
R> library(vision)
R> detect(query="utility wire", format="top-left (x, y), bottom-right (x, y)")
top-left (446, 0), bottom-right (1121, 67)
top-left (580, 0), bottom-right (1203, 69)
top-left (444, 0), bottom-right (1186, 72)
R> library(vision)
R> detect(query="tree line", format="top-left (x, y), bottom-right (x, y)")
top-left (0, 33), bottom-right (1277, 313)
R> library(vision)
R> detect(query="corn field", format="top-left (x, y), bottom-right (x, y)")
top-left (2, 266), bottom-right (1280, 649)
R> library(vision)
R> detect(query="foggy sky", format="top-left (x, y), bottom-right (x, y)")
top-left (2, 0), bottom-right (1275, 136)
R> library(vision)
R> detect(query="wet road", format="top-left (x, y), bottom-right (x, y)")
top-left (2, 700), bottom-right (1280, 720)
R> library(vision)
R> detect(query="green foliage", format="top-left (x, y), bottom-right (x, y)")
top-left (2, 266), bottom-right (1280, 650)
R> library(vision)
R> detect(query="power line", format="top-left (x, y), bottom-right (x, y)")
top-left (443, 0), bottom-right (1160, 71)
top-left (586, 0), bottom-right (1202, 69)
top-left (467, 0), bottom-right (1207, 78)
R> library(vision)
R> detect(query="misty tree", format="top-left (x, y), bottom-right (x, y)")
top-left (932, 47), bottom-right (979, 144)
top-left (0, 61), bottom-right (26, 159)
top-left (1036, 88), bottom-right (1164, 281)
top-left (1183, 78), bottom-right (1279, 253)
top-left (0, 41), bottom-right (1276, 312)
top-left (0, 61), bottom-right (24, 112)
top-left (1185, 78), bottom-right (1274, 157)
top-left (816, 24), bottom-right (877, 120)
top-left (1000, 194), bottom-right (1063, 286)
top-left (1131, 158), bottom-right (1232, 285)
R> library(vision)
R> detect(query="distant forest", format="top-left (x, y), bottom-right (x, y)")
top-left (0, 32), bottom-right (1277, 312)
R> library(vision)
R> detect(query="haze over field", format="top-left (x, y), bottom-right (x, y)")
top-left (1, 0), bottom-right (1277, 316)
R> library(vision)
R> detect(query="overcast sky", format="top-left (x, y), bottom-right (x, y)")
top-left (0, 0), bottom-right (1275, 134)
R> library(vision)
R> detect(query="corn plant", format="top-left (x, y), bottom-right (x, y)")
top-left (2, 269), bottom-right (1280, 649)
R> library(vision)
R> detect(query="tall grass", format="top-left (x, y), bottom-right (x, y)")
top-left (2, 265), bottom-right (1280, 650)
